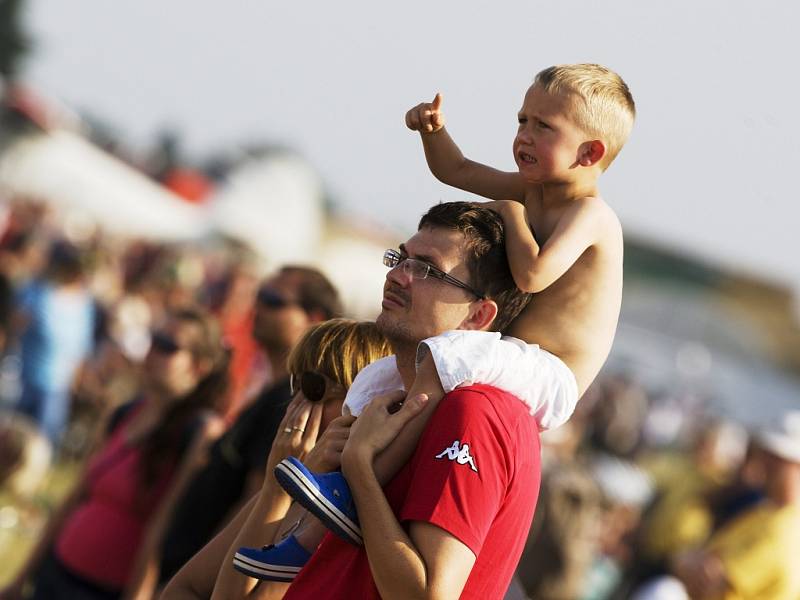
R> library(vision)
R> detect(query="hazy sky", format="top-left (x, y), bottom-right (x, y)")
top-left (22, 0), bottom-right (799, 294)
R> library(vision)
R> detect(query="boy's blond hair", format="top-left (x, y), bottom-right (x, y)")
top-left (534, 63), bottom-right (635, 169)
top-left (287, 318), bottom-right (391, 389)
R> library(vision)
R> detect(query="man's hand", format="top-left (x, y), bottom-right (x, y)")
top-left (304, 414), bottom-right (356, 472)
top-left (342, 391), bottom-right (429, 467)
top-left (405, 93), bottom-right (445, 134)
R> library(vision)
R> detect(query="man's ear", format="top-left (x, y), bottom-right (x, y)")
top-left (461, 299), bottom-right (498, 331)
top-left (578, 140), bottom-right (605, 167)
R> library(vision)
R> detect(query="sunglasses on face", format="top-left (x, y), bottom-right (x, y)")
top-left (290, 371), bottom-right (340, 403)
top-left (150, 331), bottom-right (183, 355)
top-left (257, 287), bottom-right (297, 309)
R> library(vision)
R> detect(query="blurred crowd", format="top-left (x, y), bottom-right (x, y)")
top-left (0, 195), bottom-right (798, 600)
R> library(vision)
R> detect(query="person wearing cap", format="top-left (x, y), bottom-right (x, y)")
top-left (665, 409), bottom-right (800, 600)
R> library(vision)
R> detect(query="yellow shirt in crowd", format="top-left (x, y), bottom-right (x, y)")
top-left (706, 502), bottom-right (800, 600)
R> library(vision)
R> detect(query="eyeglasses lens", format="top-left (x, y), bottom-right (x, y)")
top-left (300, 371), bottom-right (327, 403)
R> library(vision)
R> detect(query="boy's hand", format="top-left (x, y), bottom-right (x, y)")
top-left (483, 199), bottom-right (526, 219)
top-left (405, 93), bottom-right (445, 134)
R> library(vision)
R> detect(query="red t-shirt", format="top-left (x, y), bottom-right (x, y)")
top-left (284, 384), bottom-right (541, 599)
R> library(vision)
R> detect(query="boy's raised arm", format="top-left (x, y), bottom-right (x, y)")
top-left (406, 94), bottom-right (526, 202)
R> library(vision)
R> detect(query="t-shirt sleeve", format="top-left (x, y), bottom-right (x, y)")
top-left (399, 387), bottom-right (512, 556)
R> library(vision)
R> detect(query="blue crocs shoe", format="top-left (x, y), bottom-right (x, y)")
top-left (274, 457), bottom-right (362, 545)
top-left (233, 534), bottom-right (311, 581)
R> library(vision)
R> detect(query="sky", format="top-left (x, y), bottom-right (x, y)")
top-left (20, 0), bottom-right (800, 295)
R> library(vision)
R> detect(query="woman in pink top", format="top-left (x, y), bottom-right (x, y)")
top-left (4, 307), bottom-right (230, 600)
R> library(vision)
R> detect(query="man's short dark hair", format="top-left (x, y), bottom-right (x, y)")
top-left (419, 202), bottom-right (531, 332)
top-left (280, 266), bottom-right (343, 320)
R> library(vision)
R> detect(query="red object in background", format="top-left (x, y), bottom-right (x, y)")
top-left (162, 168), bottom-right (213, 204)
top-left (221, 309), bottom-right (260, 421)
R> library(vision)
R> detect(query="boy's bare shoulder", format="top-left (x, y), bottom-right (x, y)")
top-left (574, 195), bottom-right (622, 232)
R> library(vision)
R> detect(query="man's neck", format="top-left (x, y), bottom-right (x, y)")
top-left (393, 342), bottom-right (419, 390)
top-left (264, 347), bottom-right (289, 381)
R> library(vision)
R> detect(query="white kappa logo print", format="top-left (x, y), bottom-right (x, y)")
top-left (435, 440), bottom-right (478, 472)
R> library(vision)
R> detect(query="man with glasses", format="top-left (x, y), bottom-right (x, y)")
top-left (154, 266), bottom-right (341, 587)
top-left (280, 202), bottom-right (537, 599)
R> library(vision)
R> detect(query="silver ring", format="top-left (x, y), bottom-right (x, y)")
top-left (283, 427), bottom-right (292, 434)
top-left (291, 427), bottom-right (305, 433)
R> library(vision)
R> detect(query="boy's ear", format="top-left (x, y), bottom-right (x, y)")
top-left (461, 299), bottom-right (499, 332)
top-left (579, 140), bottom-right (606, 167)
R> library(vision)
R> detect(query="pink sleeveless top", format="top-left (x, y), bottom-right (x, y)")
top-left (55, 404), bottom-right (177, 590)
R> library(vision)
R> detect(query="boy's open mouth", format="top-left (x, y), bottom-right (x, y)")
top-left (518, 152), bottom-right (537, 164)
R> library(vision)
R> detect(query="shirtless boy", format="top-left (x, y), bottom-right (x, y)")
top-left (236, 63), bottom-right (635, 582)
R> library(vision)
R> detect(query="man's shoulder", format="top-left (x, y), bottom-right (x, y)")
top-left (440, 384), bottom-right (534, 432)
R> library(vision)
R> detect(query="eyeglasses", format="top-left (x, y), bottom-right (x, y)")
top-left (150, 331), bottom-right (184, 355)
top-left (257, 287), bottom-right (297, 309)
top-left (290, 371), bottom-right (342, 403)
top-left (383, 249), bottom-right (485, 299)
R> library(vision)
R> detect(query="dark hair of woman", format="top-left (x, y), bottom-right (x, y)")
top-left (138, 307), bottom-right (230, 496)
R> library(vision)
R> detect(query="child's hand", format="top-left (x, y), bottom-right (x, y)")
top-left (482, 199), bottom-right (525, 219)
top-left (304, 414), bottom-right (356, 472)
top-left (405, 93), bottom-right (445, 134)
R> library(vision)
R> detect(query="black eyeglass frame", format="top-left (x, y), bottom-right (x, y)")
top-left (383, 249), bottom-right (486, 300)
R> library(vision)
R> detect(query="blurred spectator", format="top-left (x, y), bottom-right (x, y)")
top-left (706, 438), bottom-right (766, 530)
top-left (635, 418), bottom-right (745, 575)
top-left (583, 455), bottom-right (653, 600)
top-left (152, 266), bottom-right (341, 591)
top-left (634, 409), bottom-right (800, 600)
top-left (2, 307), bottom-right (229, 600)
top-left (585, 374), bottom-right (648, 458)
top-left (0, 411), bottom-right (52, 499)
top-left (14, 240), bottom-right (96, 443)
top-left (515, 464), bottom-right (604, 600)
top-left (0, 272), bottom-right (12, 354)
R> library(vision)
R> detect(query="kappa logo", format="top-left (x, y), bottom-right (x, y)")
top-left (435, 440), bottom-right (478, 472)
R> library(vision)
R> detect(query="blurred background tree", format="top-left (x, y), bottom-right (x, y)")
top-left (0, 0), bottom-right (31, 82)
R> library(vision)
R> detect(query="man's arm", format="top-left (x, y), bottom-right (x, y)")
top-left (406, 94), bottom-right (527, 202)
top-left (341, 393), bottom-right (477, 600)
top-left (489, 197), bottom-right (612, 293)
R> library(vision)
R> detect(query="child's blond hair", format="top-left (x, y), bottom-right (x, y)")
top-left (287, 319), bottom-right (391, 389)
top-left (534, 64), bottom-right (635, 169)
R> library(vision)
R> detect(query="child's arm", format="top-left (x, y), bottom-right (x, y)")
top-left (406, 93), bottom-right (527, 202)
top-left (488, 197), bottom-right (607, 293)
top-left (370, 347), bottom-right (446, 485)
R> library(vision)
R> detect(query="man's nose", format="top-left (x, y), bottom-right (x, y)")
top-left (386, 263), bottom-right (412, 287)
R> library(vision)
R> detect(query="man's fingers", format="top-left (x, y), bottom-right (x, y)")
top-left (432, 92), bottom-right (442, 110)
top-left (375, 389), bottom-right (407, 407)
top-left (394, 393), bottom-right (429, 422)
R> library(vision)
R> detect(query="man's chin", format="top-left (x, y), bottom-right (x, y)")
top-left (376, 312), bottom-right (415, 345)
